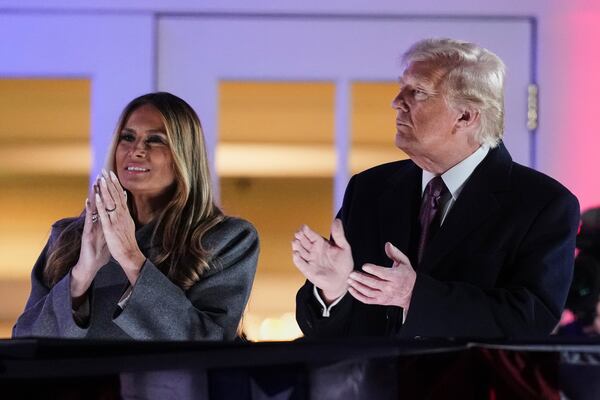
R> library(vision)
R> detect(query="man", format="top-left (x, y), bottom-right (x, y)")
top-left (293, 38), bottom-right (580, 339)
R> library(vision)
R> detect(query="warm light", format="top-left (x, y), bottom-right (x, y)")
top-left (0, 143), bottom-right (89, 176)
top-left (350, 82), bottom-right (407, 174)
top-left (0, 79), bottom-right (90, 325)
top-left (243, 312), bottom-right (303, 342)
top-left (217, 143), bottom-right (335, 177)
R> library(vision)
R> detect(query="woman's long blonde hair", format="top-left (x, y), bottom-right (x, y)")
top-left (44, 92), bottom-right (224, 290)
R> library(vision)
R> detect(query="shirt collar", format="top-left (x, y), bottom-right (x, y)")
top-left (422, 145), bottom-right (490, 200)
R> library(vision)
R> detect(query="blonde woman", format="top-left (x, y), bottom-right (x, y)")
top-left (14, 92), bottom-right (258, 340)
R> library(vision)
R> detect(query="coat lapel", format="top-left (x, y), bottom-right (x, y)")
top-left (418, 143), bottom-right (513, 272)
top-left (377, 161), bottom-right (422, 265)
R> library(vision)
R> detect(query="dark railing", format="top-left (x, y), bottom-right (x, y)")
top-left (1, 337), bottom-right (600, 399)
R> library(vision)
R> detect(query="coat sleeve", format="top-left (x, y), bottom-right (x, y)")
top-left (12, 224), bottom-right (89, 338)
top-left (113, 217), bottom-right (259, 340)
top-left (400, 189), bottom-right (580, 339)
top-left (296, 176), bottom-right (364, 338)
top-left (296, 281), bottom-right (356, 338)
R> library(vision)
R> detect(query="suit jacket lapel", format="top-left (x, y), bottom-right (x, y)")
top-left (419, 143), bottom-right (512, 272)
top-left (378, 161), bottom-right (422, 265)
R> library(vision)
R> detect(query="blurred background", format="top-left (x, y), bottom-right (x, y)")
top-left (1, 0), bottom-right (599, 341)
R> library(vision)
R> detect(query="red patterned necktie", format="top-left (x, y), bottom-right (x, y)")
top-left (417, 176), bottom-right (448, 264)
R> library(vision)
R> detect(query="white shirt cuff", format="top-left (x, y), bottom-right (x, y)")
top-left (313, 285), bottom-right (346, 317)
top-left (117, 285), bottom-right (134, 309)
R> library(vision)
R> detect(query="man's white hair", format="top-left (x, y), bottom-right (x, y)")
top-left (402, 38), bottom-right (506, 147)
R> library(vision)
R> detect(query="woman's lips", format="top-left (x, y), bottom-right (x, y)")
top-left (124, 166), bottom-right (150, 174)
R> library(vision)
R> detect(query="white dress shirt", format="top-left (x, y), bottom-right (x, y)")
top-left (422, 145), bottom-right (489, 224)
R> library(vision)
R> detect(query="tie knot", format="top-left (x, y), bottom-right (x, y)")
top-left (425, 176), bottom-right (447, 199)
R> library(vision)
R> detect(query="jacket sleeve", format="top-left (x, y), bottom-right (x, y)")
top-left (113, 217), bottom-right (259, 340)
top-left (400, 190), bottom-right (580, 339)
top-left (296, 281), bottom-right (356, 338)
top-left (296, 176), bottom-right (360, 338)
top-left (12, 225), bottom-right (88, 338)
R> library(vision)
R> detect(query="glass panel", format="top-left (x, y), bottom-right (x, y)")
top-left (350, 81), bottom-right (408, 175)
top-left (219, 82), bottom-right (334, 340)
top-left (220, 177), bottom-right (332, 341)
top-left (0, 78), bottom-right (90, 337)
top-left (219, 81), bottom-right (334, 144)
top-left (218, 81), bottom-right (335, 178)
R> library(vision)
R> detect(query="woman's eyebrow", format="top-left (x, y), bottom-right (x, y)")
top-left (121, 127), bottom-right (166, 134)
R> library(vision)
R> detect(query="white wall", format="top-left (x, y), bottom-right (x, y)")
top-left (2, 0), bottom-right (599, 210)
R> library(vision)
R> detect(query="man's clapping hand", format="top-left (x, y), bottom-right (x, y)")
top-left (292, 219), bottom-right (354, 303)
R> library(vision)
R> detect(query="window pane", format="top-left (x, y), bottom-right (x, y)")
top-left (350, 81), bottom-right (408, 174)
top-left (0, 78), bottom-right (90, 337)
top-left (219, 81), bottom-right (334, 340)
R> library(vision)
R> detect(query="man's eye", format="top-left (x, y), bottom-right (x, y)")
top-left (413, 89), bottom-right (428, 100)
top-left (119, 133), bottom-right (135, 142)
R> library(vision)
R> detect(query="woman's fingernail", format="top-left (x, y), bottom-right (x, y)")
top-left (101, 168), bottom-right (108, 177)
top-left (110, 170), bottom-right (118, 181)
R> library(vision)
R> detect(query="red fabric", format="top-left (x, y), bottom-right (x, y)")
top-left (478, 348), bottom-right (560, 400)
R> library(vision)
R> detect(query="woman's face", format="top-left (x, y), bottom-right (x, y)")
top-left (115, 104), bottom-right (176, 201)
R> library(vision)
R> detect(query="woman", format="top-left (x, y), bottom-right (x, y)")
top-left (13, 92), bottom-right (259, 340)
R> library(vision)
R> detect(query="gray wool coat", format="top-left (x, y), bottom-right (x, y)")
top-left (13, 216), bottom-right (259, 341)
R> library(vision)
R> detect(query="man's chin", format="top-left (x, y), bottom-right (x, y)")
top-left (395, 132), bottom-right (413, 151)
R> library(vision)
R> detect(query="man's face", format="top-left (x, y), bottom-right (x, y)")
top-left (392, 61), bottom-right (462, 163)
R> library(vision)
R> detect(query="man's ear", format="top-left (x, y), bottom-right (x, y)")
top-left (457, 108), bottom-right (480, 128)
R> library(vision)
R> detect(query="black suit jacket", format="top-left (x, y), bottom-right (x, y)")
top-left (296, 144), bottom-right (580, 339)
